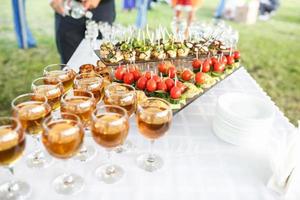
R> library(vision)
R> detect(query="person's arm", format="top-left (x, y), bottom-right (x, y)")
top-left (49, 0), bottom-right (65, 15)
top-left (82, 0), bottom-right (102, 10)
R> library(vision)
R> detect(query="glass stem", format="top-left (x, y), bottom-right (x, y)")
top-left (32, 135), bottom-right (40, 151)
top-left (105, 149), bottom-right (115, 175)
top-left (148, 139), bottom-right (155, 163)
top-left (7, 166), bottom-right (15, 176)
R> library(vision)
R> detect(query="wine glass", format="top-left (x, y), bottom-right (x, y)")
top-left (104, 83), bottom-right (136, 152)
top-left (91, 105), bottom-right (129, 184)
top-left (73, 73), bottom-right (104, 103)
top-left (61, 90), bottom-right (97, 162)
top-left (42, 112), bottom-right (84, 195)
top-left (31, 76), bottom-right (64, 110)
top-left (11, 93), bottom-right (52, 168)
top-left (43, 64), bottom-right (76, 92)
top-left (136, 97), bottom-right (172, 172)
top-left (0, 117), bottom-right (31, 199)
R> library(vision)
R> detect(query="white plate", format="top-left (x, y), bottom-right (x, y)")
top-left (213, 118), bottom-right (270, 146)
top-left (216, 93), bottom-right (275, 126)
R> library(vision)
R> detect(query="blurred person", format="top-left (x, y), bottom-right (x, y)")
top-left (259, 0), bottom-right (279, 20)
top-left (215, 0), bottom-right (226, 19)
top-left (214, 0), bottom-right (238, 20)
top-left (50, 0), bottom-right (116, 63)
top-left (136, 0), bottom-right (149, 28)
top-left (172, 0), bottom-right (203, 37)
top-left (12, 0), bottom-right (36, 49)
top-left (123, 0), bottom-right (135, 11)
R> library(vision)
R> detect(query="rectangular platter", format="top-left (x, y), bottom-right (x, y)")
top-left (93, 49), bottom-right (241, 116)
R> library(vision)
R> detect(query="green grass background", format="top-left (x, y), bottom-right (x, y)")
top-left (0, 0), bottom-right (299, 124)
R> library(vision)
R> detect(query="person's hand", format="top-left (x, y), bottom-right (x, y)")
top-left (50, 0), bottom-right (65, 15)
top-left (82, 0), bottom-right (101, 10)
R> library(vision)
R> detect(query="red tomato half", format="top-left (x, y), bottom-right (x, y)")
top-left (170, 86), bottom-right (182, 99)
top-left (146, 79), bottom-right (157, 92)
top-left (136, 76), bottom-right (147, 90)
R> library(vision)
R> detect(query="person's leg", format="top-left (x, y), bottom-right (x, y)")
top-left (12, 0), bottom-right (36, 49)
top-left (136, 0), bottom-right (148, 28)
top-left (215, 0), bottom-right (226, 18)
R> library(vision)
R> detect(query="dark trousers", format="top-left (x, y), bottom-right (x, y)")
top-left (260, 0), bottom-right (279, 15)
top-left (55, 0), bottom-right (116, 63)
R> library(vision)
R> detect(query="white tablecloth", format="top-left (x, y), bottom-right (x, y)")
top-left (0, 39), bottom-right (295, 200)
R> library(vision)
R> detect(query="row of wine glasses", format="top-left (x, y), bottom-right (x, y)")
top-left (0, 63), bottom-right (173, 199)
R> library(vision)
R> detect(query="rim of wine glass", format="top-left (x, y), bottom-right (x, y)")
top-left (74, 73), bottom-right (104, 86)
top-left (92, 104), bottom-right (128, 122)
top-left (42, 112), bottom-right (82, 132)
top-left (0, 116), bottom-right (21, 133)
top-left (31, 76), bottom-right (62, 90)
top-left (61, 89), bottom-right (95, 105)
top-left (138, 97), bottom-right (172, 114)
top-left (104, 83), bottom-right (135, 97)
top-left (11, 93), bottom-right (49, 111)
top-left (43, 64), bottom-right (71, 74)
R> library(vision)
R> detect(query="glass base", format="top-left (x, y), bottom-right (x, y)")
top-left (73, 144), bottom-right (97, 162)
top-left (137, 153), bottom-right (163, 172)
top-left (26, 149), bottom-right (53, 168)
top-left (114, 140), bottom-right (135, 154)
top-left (95, 164), bottom-right (124, 184)
top-left (53, 173), bottom-right (84, 195)
top-left (0, 181), bottom-right (31, 200)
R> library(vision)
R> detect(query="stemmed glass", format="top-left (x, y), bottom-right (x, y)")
top-left (104, 83), bottom-right (136, 152)
top-left (61, 90), bottom-right (97, 162)
top-left (0, 117), bottom-right (30, 199)
top-left (31, 77), bottom-right (64, 110)
top-left (11, 93), bottom-right (52, 168)
top-left (91, 105), bottom-right (129, 184)
top-left (42, 113), bottom-right (84, 195)
top-left (73, 73), bottom-right (104, 103)
top-left (136, 97), bottom-right (172, 172)
top-left (43, 64), bottom-right (76, 92)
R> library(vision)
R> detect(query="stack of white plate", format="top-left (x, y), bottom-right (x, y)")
top-left (213, 93), bottom-right (275, 146)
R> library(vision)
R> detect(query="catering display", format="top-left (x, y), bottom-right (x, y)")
top-left (0, 22), bottom-right (247, 199)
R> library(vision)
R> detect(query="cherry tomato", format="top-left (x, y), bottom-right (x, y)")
top-left (157, 81), bottom-right (167, 92)
top-left (221, 56), bottom-right (227, 65)
top-left (210, 57), bottom-right (218, 66)
top-left (195, 72), bottom-right (206, 85)
top-left (181, 69), bottom-right (193, 81)
top-left (170, 86), bottom-right (182, 99)
top-left (168, 66), bottom-right (176, 79)
top-left (202, 59), bottom-right (211, 73)
top-left (213, 62), bottom-right (225, 73)
top-left (164, 78), bottom-right (174, 91)
top-left (144, 71), bottom-right (152, 80)
top-left (175, 81), bottom-right (186, 92)
top-left (233, 51), bottom-right (240, 60)
top-left (158, 63), bottom-right (168, 74)
top-left (226, 56), bottom-right (235, 65)
top-left (136, 76), bottom-right (147, 90)
top-left (153, 75), bottom-right (161, 83)
top-left (115, 68), bottom-right (125, 81)
top-left (132, 70), bottom-right (141, 81)
top-left (123, 72), bottom-right (134, 85)
top-left (192, 59), bottom-right (201, 69)
top-left (146, 79), bottom-right (157, 92)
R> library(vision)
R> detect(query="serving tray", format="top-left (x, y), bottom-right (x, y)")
top-left (172, 65), bottom-right (241, 115)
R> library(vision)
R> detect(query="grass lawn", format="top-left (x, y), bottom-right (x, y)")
top-left (0, 0), bottom-right (299, 125)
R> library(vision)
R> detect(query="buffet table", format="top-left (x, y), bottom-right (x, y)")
top-left (1, 39), bottom-right (295, 200)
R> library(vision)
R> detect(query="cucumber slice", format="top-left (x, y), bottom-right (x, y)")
top-left (154, 90), bottom-right (168, 98)
top-left (169, 98), bottom-right (180, 104)
top-left (211, 72), bottom-right (223, 77)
